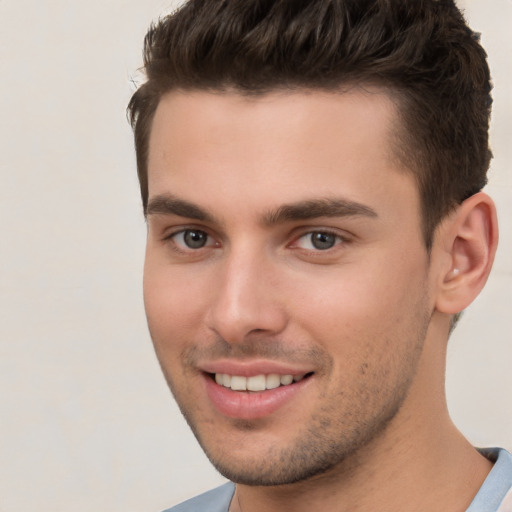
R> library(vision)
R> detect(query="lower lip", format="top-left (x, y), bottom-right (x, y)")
top-left (204, 374), bottom-right (311, 420)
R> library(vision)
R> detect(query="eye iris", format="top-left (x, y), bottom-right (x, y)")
top-left (184, 230), bottom-right (208, 249)
top-left (311, 232), bottom-right (336, 250)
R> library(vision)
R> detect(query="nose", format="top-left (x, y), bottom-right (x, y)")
top-left (205, 247), bottom-right (288, 344)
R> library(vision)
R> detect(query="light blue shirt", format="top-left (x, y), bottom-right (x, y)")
top-left (467, 448), bottom-right (512, 511)
top-left (165, 448), bottom-right (512, 512)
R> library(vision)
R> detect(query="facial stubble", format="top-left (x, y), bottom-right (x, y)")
top-left (151, 302), bottom-right (431, 487)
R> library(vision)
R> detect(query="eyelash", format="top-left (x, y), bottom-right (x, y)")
top-left (290, 230), bottom-right (348, 252)
top-left (163, 228), bottom-right (217, 253)
top-left (162, 227), bottom-right (350, 255)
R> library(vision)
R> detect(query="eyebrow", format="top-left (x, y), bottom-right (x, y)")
top-left (263, 198), bottom-right (378, 225)
top-left (146, 194), bottom-right (378, 225)
top-left (146, 194), bottom-right (215, 222)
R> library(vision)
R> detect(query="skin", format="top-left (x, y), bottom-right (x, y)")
top-left (144, 89), bottom-right (497, 511)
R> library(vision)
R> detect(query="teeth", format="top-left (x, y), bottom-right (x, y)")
top-left (214, 373), bottom-right (306, 391)
top-left (266, 374), bottom-right (281, 389)
top-left (247, 375), bottom-right (266, 391)
top-left (281, 375), bottom-right (293, 385)
top-left (230, 376), bottom-right (247, 391)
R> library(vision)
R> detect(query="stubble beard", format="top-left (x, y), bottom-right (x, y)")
top-left (154, 312), bottom-right (430, 488)
top-left (192, 367), bottom-right (418, 486)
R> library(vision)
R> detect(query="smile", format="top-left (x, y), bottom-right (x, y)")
top-left (214, 373), bottom-right (308, 392)
top-left (205, 370), bottom-right (314, 419)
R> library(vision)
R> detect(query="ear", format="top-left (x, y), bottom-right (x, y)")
top-left (435, 192), bottom-right (499, 315)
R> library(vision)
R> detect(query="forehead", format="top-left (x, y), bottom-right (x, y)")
top-left (147, 88), bottom-right (417, 225)
top-left (149, 88), bottom-right (400, 166)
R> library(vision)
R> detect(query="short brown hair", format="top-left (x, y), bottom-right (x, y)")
top-left (128, 0), bottom-right (492, 248)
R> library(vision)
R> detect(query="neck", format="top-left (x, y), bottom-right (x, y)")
top-left (232, 319), bottom-right (492, 512)
top-left (233, 409), bottom-right (491, 512)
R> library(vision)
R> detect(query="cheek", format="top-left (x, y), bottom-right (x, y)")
top-left (143, 258), bottom-right (210, 349)
top-left (290, 252), bottom-right (430, 354)
top-left (296, 270), bottom-right (415, 321)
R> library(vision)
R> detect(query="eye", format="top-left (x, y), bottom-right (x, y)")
top-left (171, 229), bottom-right (215, 250)
top-left (294, 231), bottom-right (343, 251)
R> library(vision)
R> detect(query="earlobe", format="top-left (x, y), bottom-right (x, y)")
top-left (435, 192), bottom-right (499, 315)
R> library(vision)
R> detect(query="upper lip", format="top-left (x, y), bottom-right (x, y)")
top-left (198, 359), bottom-right (314, 377)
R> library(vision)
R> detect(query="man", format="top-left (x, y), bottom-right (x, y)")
top-left (128, 0), bottom-right (511, 510)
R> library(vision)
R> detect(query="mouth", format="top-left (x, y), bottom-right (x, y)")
top-left (210, 372), bottom-right (313, 392)
top-left (200, 361), bottom-right (316, 419)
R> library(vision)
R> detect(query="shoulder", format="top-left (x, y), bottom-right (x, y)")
top-left (162, 482), bottom-right (236, 512)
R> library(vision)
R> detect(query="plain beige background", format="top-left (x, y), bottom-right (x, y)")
top-left (0, 1), bottom-right (510, 511)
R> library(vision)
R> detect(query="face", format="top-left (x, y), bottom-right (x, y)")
top-left (144, 89), bottom-right (436, 485)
